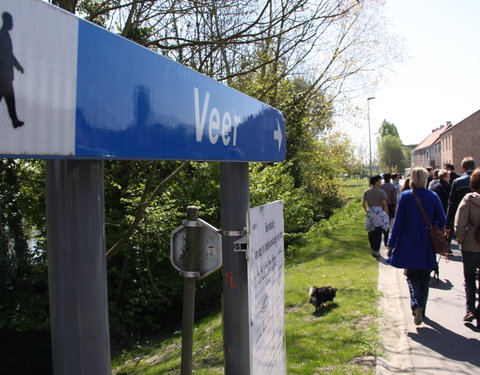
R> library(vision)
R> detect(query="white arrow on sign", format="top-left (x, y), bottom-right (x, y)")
top-left (274, 121), bottom-right (283, 151)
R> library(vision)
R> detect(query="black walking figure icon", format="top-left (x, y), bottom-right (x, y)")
top-left (0, 12), bottom-right (24, 128)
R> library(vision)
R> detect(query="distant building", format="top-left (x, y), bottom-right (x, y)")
top-left (439, 110), bottom-right (480, 170)
top-left (411, 124), bottom-right (451, 169)
top-left (410, 109), bottom-right (480, 171)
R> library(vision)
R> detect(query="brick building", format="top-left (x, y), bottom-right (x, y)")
top-left (411, 109), bottom-right (480, 171)
top-left (438, 110), bottom-right (480, 170)
top-left (411, 124), bottom-right (451, 169)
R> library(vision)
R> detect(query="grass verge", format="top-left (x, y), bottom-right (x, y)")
top-left (112, 179), bottom-right (381, 374)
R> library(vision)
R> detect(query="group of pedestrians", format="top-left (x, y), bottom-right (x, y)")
top-left (362, 157), bottom-right (480, 327)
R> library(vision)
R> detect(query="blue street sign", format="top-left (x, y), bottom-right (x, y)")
top-left (0, 0), bottom-right (285, 162)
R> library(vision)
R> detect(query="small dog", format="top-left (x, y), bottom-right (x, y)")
top-left (308, 286), bottom-right (337, 312)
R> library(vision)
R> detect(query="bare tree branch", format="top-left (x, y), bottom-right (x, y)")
top-left (106, 162), bottom-right (187, 260)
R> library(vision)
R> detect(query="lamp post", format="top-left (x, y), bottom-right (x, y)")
top-left (367, 97), bottom-right (376, 177)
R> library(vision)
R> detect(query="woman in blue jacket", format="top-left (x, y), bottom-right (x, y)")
top-left (387, 167), bottom-right (446, 325)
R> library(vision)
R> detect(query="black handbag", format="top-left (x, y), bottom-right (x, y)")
top-left (412, 188), bottom-right (450, 255)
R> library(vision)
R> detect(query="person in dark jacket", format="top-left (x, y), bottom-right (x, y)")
top-left (380, 173), bottom-right (397, 245)
top-left (445, 157), bottom-right (476, 238)
top-left (426, 167), bottom-right (433, 185)
top-left (386, 167), bottom-right (446, 325)
top-left (392, 173), bottom-right (401, 198)
top-left (444, 163), bottom-right (460, 184)
top-left (431, 168), bottom-right (451, 213)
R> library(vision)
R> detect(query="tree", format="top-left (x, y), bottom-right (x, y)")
top-left (377, 119), bottom-right (400, 142)
top-left (0, 160), bottom-right (49, 332)
top-left (377, 134), bottom-right (406, 172)
top-left (295, 132), bottom-right (357, 217)
top-left (73, 0), bottom-right (400, 102)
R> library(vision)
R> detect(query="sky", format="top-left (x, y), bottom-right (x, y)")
top-left (345, 0), bottom-right (480, 148)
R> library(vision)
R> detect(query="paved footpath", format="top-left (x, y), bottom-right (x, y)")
top-left (376, 241), bottom-right (480, 374)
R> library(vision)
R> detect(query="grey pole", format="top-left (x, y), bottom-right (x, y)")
top-left (46, 160), bottom-right (111, 375)
top-left (181, 206), bottom-right (199, 375)
top-left (220, 162), bottom-right (250, 375)
top-left (367, 96), bottom-right (376, 176)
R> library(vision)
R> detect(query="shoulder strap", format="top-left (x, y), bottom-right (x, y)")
top-left (412, 188), bottom-right (432, 228)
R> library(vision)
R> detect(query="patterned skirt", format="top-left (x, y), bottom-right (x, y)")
top-left (365, 206), bottom-right (390, 232)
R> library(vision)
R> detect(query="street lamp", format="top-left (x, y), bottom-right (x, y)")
top-left (367, 96), bottom-right (376, 177)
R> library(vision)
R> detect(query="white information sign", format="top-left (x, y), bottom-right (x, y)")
top-left (247, 200), bottom-right (286, 375)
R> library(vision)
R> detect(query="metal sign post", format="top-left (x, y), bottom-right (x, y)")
top-left (46, 160), bottom-right (110, 375)
top-left (220, 162), bottom-right (251, 374)
top-left (181, 207), bottom-right (199, 375)
top-left (170, 206), bottom-right (222, 375)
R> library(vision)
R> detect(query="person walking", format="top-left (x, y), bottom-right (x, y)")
top-left (454, 167), bottom-right (480, 325)
top-left (445, 163), bottom-right (460, 184)
top-left (386, 167), bottom-right (446, 325)
top-left (401, 177), bottom-right (410, 192)
top-left (363, 175), bottom-right (389, 257)
top-left (445, 157), bottom-right (476, 240)
top-left (392, 173), bottom-right (401, 199)
top-left (380, 173), bottom-right (397, 244)
top-left (428, 169), bottom-right (440, 190)
top-left (431, 168), bottom-right (451, 213)
top-left (426, 167), bottom-right (434, 185)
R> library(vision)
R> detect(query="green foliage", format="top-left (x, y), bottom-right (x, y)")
top-left (296, 133), bottom-right (350, 216)
top-left (0, 159), bottom-right (49, 332)
top-left (377, 119), bottom-right (399, 141)
top-left (249, 162), bottom-right (314, 254)
top-left (104, 161), bottom-right (222, 340)
top-left (376, 120), bottom-right (409, 173)
top-left (230, 46), bottom-right (347, 252)
top-left (279, 79), bottom-right (334, 165)
top-left (307, 180), bottom-right (367, 237)
top-left (377, 135), bottom-right (407, 172)
top-left (77, 0), bottom-right (110, 27)
top-left (231, 47), bottom-right (334, 185)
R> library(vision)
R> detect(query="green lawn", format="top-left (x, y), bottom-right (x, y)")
top-left (112, 179), bottom-right (381, 374)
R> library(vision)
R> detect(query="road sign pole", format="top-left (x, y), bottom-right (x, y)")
top-left (46, 160), bottom-right (111, 375)
top-left (181, 206), bottom-right (199, 375)
top-left (220, 162), bottom-right (250, 375)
